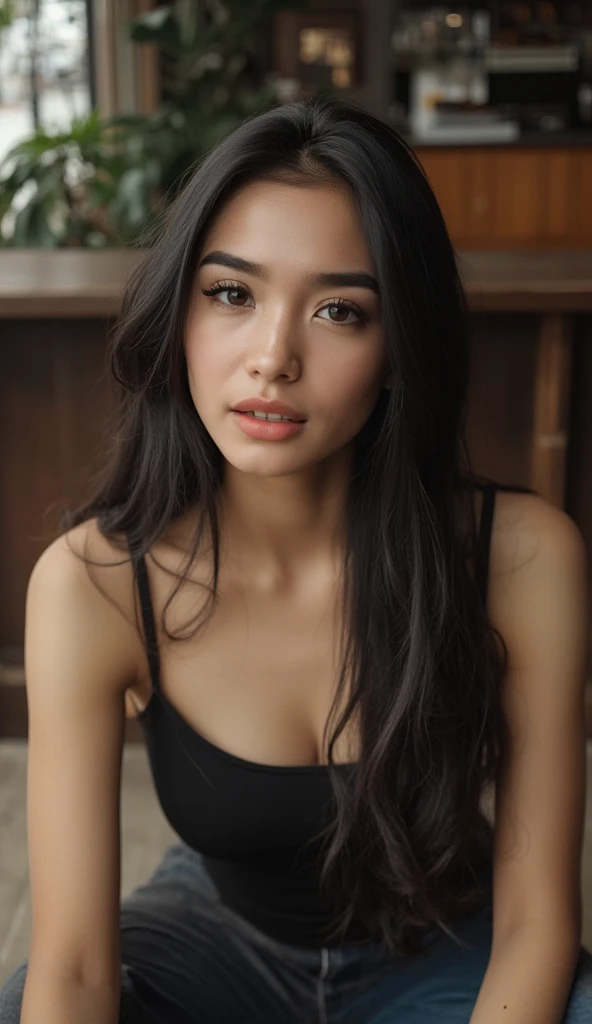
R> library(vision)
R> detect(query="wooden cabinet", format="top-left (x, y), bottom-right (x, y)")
top-left (490, 150), bottom-right (544, 245)
top-left (570, 149), bottom-right (592, 243)
top-left (415, 146), bottom-right (592, 249)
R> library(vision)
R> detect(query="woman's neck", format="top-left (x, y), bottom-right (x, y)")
top-left (215, 451), bottom-right (351, 584)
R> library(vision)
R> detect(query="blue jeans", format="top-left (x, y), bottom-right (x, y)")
top-left (2, 842), bottom-right (592, 1023)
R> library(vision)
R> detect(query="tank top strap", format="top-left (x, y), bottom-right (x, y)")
top-left (475, 484), bottom-right (496, 606)
top-left (125, 532), bottom-right (162, 696)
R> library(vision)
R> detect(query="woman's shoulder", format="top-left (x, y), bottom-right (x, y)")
top-left (490, 487), bottom-right (585, 572)
top-left (486, 487), bottom-right (587, 636)
top-left (27, 517), bottom-right (143, 697)
top-left (31, 516), bottom-right (134, 610)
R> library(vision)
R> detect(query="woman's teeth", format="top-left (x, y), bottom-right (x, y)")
top-left (243, 411), bottom-right (295, 422)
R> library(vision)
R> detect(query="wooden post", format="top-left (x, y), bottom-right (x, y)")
top-left (133, 0), bottom-right (160, 115)
top-left (90, 0), bottom-right (160, 118)
top-left (531, 312), bottom-right (573, 508)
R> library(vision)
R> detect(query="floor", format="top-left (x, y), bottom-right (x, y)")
top-left (2, 739), bottom-right (592, 987)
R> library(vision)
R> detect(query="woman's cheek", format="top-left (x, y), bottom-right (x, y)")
top-left (185, 330), bottom-right (230, 391)
top-left (322, 357), bottom-right (384, 414)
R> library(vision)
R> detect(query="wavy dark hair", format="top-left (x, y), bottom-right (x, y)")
top-left (61, 94), bottom-right (529, 957)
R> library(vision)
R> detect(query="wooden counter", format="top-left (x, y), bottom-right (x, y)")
top-left (0, 249), bottom-right (138, 318)
top-left (1, 249), bottom-right (592, 738)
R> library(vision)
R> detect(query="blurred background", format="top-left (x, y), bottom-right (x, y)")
top-left (1, 0), bottom-right (592, 986)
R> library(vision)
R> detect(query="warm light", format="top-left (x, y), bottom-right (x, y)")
top-left (332, 68), bottom-right (351, 87)
top-left (299, 28), bottom-right (353, 69)
top-left (446, 13), bottom-right (463, 28)
top-left (300, 28), bottom-right (326, 63)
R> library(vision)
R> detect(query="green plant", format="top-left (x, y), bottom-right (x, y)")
top-left (0, 0), bottom-right (314, 247)
top-left (0, 0), bottom-right (14, 30)
top-left (0, 111), bottom-right (128, 247)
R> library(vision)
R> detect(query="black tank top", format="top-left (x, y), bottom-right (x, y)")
top-left (126, 483), bottom-right (510, 948)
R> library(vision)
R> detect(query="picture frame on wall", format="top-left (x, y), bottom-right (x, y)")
top-left (271, 9), bottom-right (363, 91)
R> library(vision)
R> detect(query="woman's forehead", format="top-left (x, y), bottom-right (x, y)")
top-left (198, 182), bottom-right (371, 274)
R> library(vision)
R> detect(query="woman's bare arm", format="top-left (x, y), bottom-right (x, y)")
top-left (19, 524), bottom-right (140, 1024)
top-left (469, 493), bottom-right (588, 1024)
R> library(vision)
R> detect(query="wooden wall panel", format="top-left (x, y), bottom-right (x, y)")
top-left (465, 312), bottom-right (538, 486)
top-left (0, 319), bottom-right (116, 650)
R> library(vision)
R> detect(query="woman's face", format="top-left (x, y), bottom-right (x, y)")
top-left (185, 178), bottom-right (387, 478)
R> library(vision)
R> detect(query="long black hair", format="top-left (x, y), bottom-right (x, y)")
top-left (62, 94), bottom-right (521, 956)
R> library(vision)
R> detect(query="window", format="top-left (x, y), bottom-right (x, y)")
top-left (0, 0), bottom-right (93, 163)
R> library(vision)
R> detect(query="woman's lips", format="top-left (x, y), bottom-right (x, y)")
top-left (231, 410), bottom-right (306, 440)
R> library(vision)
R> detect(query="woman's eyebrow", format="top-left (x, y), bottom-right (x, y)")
top-left (198, 250), bottom-right (380, 296)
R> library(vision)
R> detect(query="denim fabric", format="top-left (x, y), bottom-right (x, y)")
top-left (2, 841), bottom-right (592, 1023)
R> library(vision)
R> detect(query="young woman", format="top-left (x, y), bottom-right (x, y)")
top-left (1, 95), bottom-right (591, 1024)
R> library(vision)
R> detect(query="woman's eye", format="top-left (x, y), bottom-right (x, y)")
top-left (202, 283), bottom-right (252, 307)
top-left (317, 303), bottom-right (367, 327)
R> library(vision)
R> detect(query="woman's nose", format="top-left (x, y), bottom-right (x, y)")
top-left (243, 313), bottom-right (301, 383)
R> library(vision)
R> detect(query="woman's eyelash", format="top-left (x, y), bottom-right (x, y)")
top-left (201, 281), bottom-right (369, 327)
